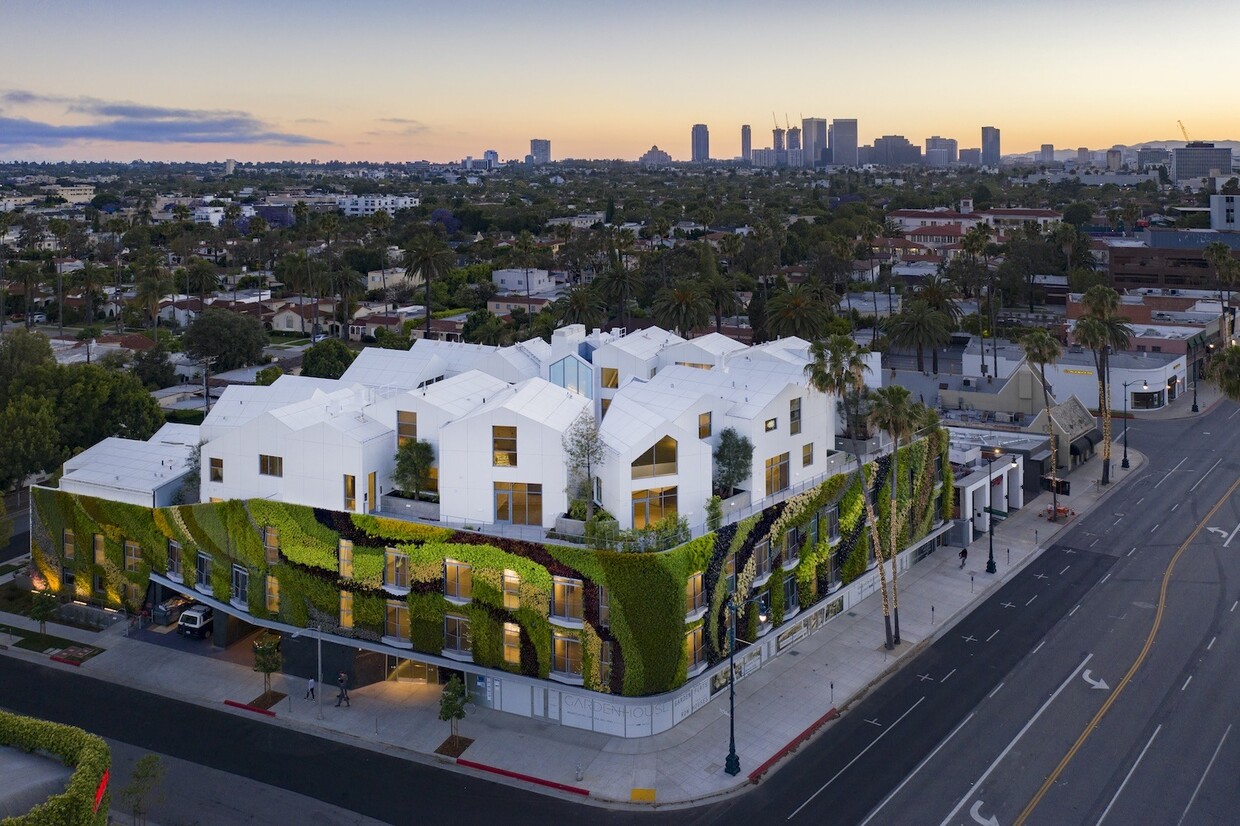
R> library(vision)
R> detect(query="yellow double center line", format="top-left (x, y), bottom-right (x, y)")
top-left (1014, 473), bottom-right (1240, 825)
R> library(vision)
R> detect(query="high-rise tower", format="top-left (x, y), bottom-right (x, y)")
top-left (830, 119), bottom-right (858, 166)
top-left (691, 124), bottom-right (710, 163)
top-left (981, 126), bottom-right (1000, 167)
top-left (741, 125), bottom-right (752, 161)
top-left (802, 118), bottom-right (827, 167)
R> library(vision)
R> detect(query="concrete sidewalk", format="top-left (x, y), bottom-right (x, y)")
top-left (0, 449), bottom-right (1147, 810)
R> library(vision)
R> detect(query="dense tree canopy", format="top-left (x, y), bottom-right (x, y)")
top-left (300, 338), bottom-right (356, 379)
top-left (182, 309), bottom-right (269, 372)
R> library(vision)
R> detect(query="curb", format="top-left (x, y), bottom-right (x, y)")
top-left (223, 699), bottom-right (277, 717)
top-left (455, 758), bottom-right (590, 797)
top-left (749, 707), bottom-right (839, 783)
top-left (49, 654), bottom-right (83, 667)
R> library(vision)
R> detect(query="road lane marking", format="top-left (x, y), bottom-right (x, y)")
top-left (1151, 524), bottom-right (1159, 533)
top-left (1181, 675), bottom-right (1192, 691)
top-left (1060, 565), bottom-right (1071, 574)
top-left (1177, 724), bottom-right (1232, 826)
top-left (917, 673), bottom-right (934, 682)
top-left (1171, 503), bottom-right (1180, 512)
top-left (1232, 601), bottom-right (1238, 613)
top-left (1097, 725), bottom-right (1161, 826)
top-left (939, 655), bottom-right (1094, 826)
top-left (1014, 472), bottom-right (1240, 826)
top-left (1100, 573), bottom-right (1111, 585)
top-left (1091, 539), bottom-right (1100, 547)
top-left (1026, 595), bottom-right (1037, 606)
top-left (1001, 601), bottom-right (1016, 609)
top-left (1190, 458), bottom-right (1222, 492)
top-left (1154, 457), bottom-right (1187, 488)
top-left (857, 712), bottom-right (975, 826)
top-left (1208, 636), bottom-right (1216, 650)
top-left (1127, 547), bottom-right (1137, 557)
top-left (1069, 605), bottom-right (1080, 617)
top-left (986, 629), bottom-right (1000, 642)
top-left (940, 668), bottom-right (957, 683)
top-left (1032, 640), bottom-right (1045, 654)
top-left (988, 682), bottom-right (1004, 699)
top-left (787, 697), bottom-right (925, 820)
top-left (1225, 522), bottom-right (1240, 548)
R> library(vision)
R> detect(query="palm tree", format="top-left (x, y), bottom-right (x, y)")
top-left (596, 262), bottom-right (641, 329)
top-left (1204, 242), bottom-right (1240, 344)
top-left (804, 335), bottom-right (895, 650)
top-left (558, 285), bottom-right (606, 328)
top-left (1076, 285), bottom-right (1131, 485)
top-left (331, 268), bottom-right (366, 338)
top-left (1023, 329), bottom-right (1063, 521)
top-left (513, 230), bottom-right (537, 299)
top-left (133, 253), bottom-right (173, 329)
top-left (404, 234), bottom-right (454, 338)
top-left (867, 384), bottom-right (920, 645)
top-left (766, 282), bottom-right (835, 340)
top-left (917, 272), bottom-right (962, 325)
top-left (887, 300), bottom-right (951, 374)
top-left (701, 271), bottom-right (738, 332)
top-left (652, 283), bottom-right (710, 337)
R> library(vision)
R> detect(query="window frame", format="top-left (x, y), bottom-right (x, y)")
top-left (492, 425), bottom-right (518, 467)
top-left (551, 576), bottom-right (584, 623)
top-left (790, 397), bottom-right (802, 436)
top-left (209, 457), bottom-right (223, 483)
top-left (803, 441), bottom-right (814, 467)
top-left (343, 474), bottom-right (356, 511)
top-left (552, 631), bottom-right (583, 677)
top-left (444, 613), bottom-right (472, 655)
top-left (63, 529), bottom-right (75, 560)
top-left (685, 625), bottom-right (705, 670)
top-left (231, 563), bottom-right (249, 604)
top-left (765, 417), bottom-right (778, 432)
top-left (265, 575), bottom-right (279, 613)
top-left (698, 411), bottom-right (712, 439)
top-left (396, 410), bottom-right (417, 447)
top-left (764, 452), bottom-right (791, 497)
top-left (502, 570), bottom-right (520, 610)
top-left (444, 559), bottom-right (473, 602)
top-left (630, 435), bottom-right (678, 480)
top-left (685, 571), bottom-right (706, 615)
top-left (124, 540), bottom-right (141, 573)
top-left (95, 534), bottom-right (106, 565)
top-left (600, 366), bottom-right (619, 389)
top-left (386, 599), bottom-right (411, 643)
top-left (503, 622), bottom-right (521, 665)
top-left (384, 547), bottom-right (410, 591)
top-left (258, 454), bottom-right (284, 477)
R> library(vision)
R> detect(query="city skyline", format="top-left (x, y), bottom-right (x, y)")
top-left (2, 0), bottom-right (1238, 163)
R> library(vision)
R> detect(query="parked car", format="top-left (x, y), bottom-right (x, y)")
top-left (29, 312), bottom-right (47, 323)
top-left (177, 605), bottom-right (214, 638)
top-left (153, 595), bottom-right (193, 626)
top-left (310, 332), bottom-right (329, 343)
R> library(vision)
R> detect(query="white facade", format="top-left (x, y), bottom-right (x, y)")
top-left (1210, 194), bottom-right (1239, 231)
top-left (336, 195), bottom-right (421, 217)
top-left (59, 424), bottom-right (198, 508)
top-left (492, 268), bottom-right (552, 294)
top-left (365, 266), bottom-right (419, 292)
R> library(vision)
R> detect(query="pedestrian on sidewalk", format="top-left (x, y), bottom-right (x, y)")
top-left (959, 548), bottom-right (968, 568)
top-left (305, 677), bottom-right (315, 700)
top-left (336, 671), bottom-right (350, 707)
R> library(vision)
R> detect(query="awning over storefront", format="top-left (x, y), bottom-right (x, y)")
top-left (1069, 428), bottom-right (1103, 455)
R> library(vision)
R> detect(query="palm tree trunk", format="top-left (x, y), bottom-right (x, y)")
top-left (889, 437), bottom-right (900, 644)
top-left (1043, 367), bottom-right (1058, 522)
top-left (861, 474), bottom-right (894, 650)
top-left (1099, 349), bottom-right (1111, 484)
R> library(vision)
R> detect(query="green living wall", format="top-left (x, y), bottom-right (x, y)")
top-left (30, 430), bottom-right (950, 697)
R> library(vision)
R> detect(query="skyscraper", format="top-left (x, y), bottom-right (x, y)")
top-left (925, 136), bottom-right (958, 165)
top-left (981, 126), bottom-right (1001, 167)
top-left (741, 125), bottom-right (752, 161)
top-left (1040, 144), bottom-right (1055, 164)
top-left (772, 126), bottom-right (786, 154)
top-left (530, 139), bottom-right (551, 165)
top-left (786, 126), bottom-right (801, 152)
top-left (802, 118), bottom-right (827, 167)
top-left (831, 119), bottom-right (858, 166)
top-left (691, 124), bottom-right (710, 163)
top-left (1171, 142), bottom-right (1233, 182)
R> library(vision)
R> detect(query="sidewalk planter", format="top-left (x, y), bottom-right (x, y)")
top-left (553, 515), bottom-right (586, 539)
top-left (0, 710), bottom-right (111, 825)
top-left (28, 430), bottom-right (952, 735)
top-left (381, 494), bottom-right (439, 522)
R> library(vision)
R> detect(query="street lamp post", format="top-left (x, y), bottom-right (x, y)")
top-left (982, 449), bottom-right (1017, 574)
top-left (724, 595), bottom-right (769, 777)
top-left (1121, 379), bottom-right (1147, 469)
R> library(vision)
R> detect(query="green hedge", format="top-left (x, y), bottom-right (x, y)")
top-left (0, 710), bottom-right (110, 826)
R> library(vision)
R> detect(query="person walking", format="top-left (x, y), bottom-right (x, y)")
top-left (335, 671), bottom-right (350, 707)
top-left (959, 547), bottom-right (968, 569)
top-left (305, 677), bottom-right (316, 700)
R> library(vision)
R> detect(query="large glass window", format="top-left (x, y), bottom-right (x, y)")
top-left (631, 486), bottom-right (677, 529)
top-left (494, 482), bottom-right (543, 525)
top-left (196, 552), bottom-right (212, 588)
top-left (209, 457), bottom-right (223, 482)
top-left (385, 548), bottom-right (409, 590)
top-left (166, 540), bottom-right (180, 577)
top-left (339, 539), bottom-right (353, 578)
top-left (754, 539), bottom-right (772, 579)
top-left (503, 622), bottom-right (521, 665)
top-left (386, 600), bottom-right (410, 642)
top-left (790, 397), bottom-right (802, 436)
top-left (698, 411), bottom-right (712, 439)
top-left (685, 626), bottom-right (705, 669)
top-left (784, 574), bottom-right (799, 613)
top-left (600, 367), bottom-right (619, 389)
top-left (600, 641), bottom-right (614, 686)
top-left (445, 614), bottom-right (471, 654)
top-left (725, 551), bottom-right (737, 593)
top-left (552, 632), bottom-right (583, 676)
top-left (631, 435), bottom-right (678, 479)
top-left (124, 541), bottom-right (141, 573)
top-left (396, 410), bottom-right (417, 446)
top-left (258, 454), bottom-right (283, 477)
top-left (263, 526), bottom-right (279, 564)
top-left (343, 474), bottom-right (356, 510)
top-left (445, 560), bottom-right (473, 600)
top-left (598, 585), bottom-right (610, 628)
top-left (503, 570), bottom-right (520, 610)
top-left (265, 575), bottom-right (279, 613)
top-left (552, 577), bottom-right (584, 622)
top-left (820, 505), bottom-right (841, 541)
top-left (492, 425), bottom-right (518, 467)
top-left (685, 572), bottom-right (705, 614)
top-left (550, 356), bottom-right (594, 399)
top-left (765, 452), bottom-right (790, 496)
top-left (231, 564), bottom-right (249, 603)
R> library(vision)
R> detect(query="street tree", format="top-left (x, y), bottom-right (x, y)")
top-left (439, 674), bottom-right (469, 744)
top-left (405, 233), bottom-right (455, 338)
top-left (562, 410), bottom-right (606, 520)
top-left (300, 338), bottom-right (356, 379)
top-left (119, 753), bottom-right (166, 826)
top-left (252, 632), bottom-right (283, 699)
top-left (1075, 285), bottom-right (1131, 485)
top-left (392, 438), bottom-right (435, 500)
top-left (1211, 345), bottom-right (1240, 400)
top-left (0, 394), bottom-right (61, 490)
top-left (1023, 328), bottom-right (1063, 520)
top-left (182, 309), bottom-right (269, 372)
top-left (29, 590), bottom-right (57, 640)
top-left (132, 342), bottom-right (177, 389)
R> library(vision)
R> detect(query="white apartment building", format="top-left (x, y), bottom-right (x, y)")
top-left (365, 266), bottom-right (420, 292)
top-left (335, 195), bottom-right (421, 217)
top-left (47, 185), bottom-right (95, 204)
top-left (491, 268), bottom-right (553, 295)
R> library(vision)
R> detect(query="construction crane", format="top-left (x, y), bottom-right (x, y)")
top-left (1178, 120), bottom-right (1192, 142)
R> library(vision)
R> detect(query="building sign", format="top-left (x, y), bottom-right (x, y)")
top-left (1063, 369), bottom-right (1094, 375)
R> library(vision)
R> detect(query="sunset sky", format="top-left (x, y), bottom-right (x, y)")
top-left (2, 0), bottom-right (1237, 163)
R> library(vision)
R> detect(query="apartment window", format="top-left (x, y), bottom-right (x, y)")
top-left (386, 600), bottom-right (410, 643)
top-left (600, 398), bottom-right (611, 417)
top-left (631, 486), bottom-right (678, 530)
top-left (784, 574), bottom-right (799, 613)
top-left (492, 425), bottom-right (518, 467)
top-left (502, 570), bottom-right (520, 610)
top-left (790, 397), bottom-right (802, 436)
top-left (754, 539), bottom-right (772, 579)
top-left (803, 442), bottom-right (814, 467)
top-left (166, 540), bottom-right (180, 577)
top-left (196, 552), bottom-right (212, 588)
top-left (385, 548), bottom-right (409, 590)
top-left (62, 563), bottom-right (76, 590)
top-left (258, 454), bottom-right (283, 477)
top-left (725, 551), bottom-right (738, 593)
top-left (765, 452), bottom-right (791, 496)
top-left (600, 641), bottom-right (615, 686)
top-left (631, 435), bottom-right (678, 479)
top-left (551, 577), bottom-right (584, 622)
top-left (685, 572), bottom-right (705, 614)
top-left (93, 573), bottom-right (105, 594)
top-left (820, 505), bottom-right (840, 542)
top-left (601, 367), bottom-right (619, 388)
top-left (784, 528), bottom-right (800, 565)
top-left (444, 614), bottom-right (471, 654)
top-left (503, 622), bottom-right (521, 665)
top-left (263, 526), bottom-right (279, 564)
top-left (340, 591), bottom-right (353, 629)
top-left (765, 417), bottom-right (778, 432)
top-left (343, 474), bottom-right (356, 510)
top-left (396, 410), bottom-right (417, 447)
top-left (265, 575), bottom-right (279, 613)
top-left (685, 626), bottom-right (705, 669)
top-left (445, 560), bottom-right (473, 601)
top-left (339, 539), bottom-right (353, 578)
top-left (549, 356), bottom-right (593, 399)
top-left (231, 564), bottom-right (249, 603)
top-left (698, 411), bottom-right (712, 439)
top-left (598, 585), bottom-right (610, 629)
top-left (552, 632), bottom-right (583, 676)
top-left (121, 540), bottom-right (140, 573)
top-left (94, 534), bottom-right (105, 565)
top-left (62, 529), bottom-right (74, 559)
top-left (209, 457), bottom-right (223, 483)
top-left (494, 482), bottom-right (542, 525)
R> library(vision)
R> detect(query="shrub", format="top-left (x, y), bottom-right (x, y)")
top-left (0, 710), bottom-right (110, 825)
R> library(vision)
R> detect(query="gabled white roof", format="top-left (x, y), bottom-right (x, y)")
top-left (339, 347), bottom-right (447, 393)
top-left (150, 422), bottom-right (200, 446)
top-left (670, 332), bottom-right (747, 358)
top-left (203, 376), bottom-right (340, 430)
top-left (605, 327), bottom-right (685, 360)
top-left (61, 436), bottom-right (194, 494)
top-left (398, 370), bottom-right (510, 418)
top-left (454, 377), bottom-right (588, 432)
top-left (738, 336), bottom-right (813, 366)
top-left (409, 338), bottom-right (499, 375)
top-left (598, 388), bottom-right (673, 455)
top-left (266, 387), bottom-right (390, 442)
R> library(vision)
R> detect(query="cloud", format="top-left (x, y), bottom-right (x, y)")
top-left (295, 117), bottom-right (327, 124)
top-left (375, 117), bottom-right (429, 136)
top-left (0, 89), bottom-right (329, 148)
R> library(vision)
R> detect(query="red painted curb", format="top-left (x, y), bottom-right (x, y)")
top-left (224, 699), bottom-right (277, 717)
top-left (747, 707), bottom-right (839, 783)
top-left (49, 655), bottom-right (83, 667)
top-left (456, 758), bottom-right (590, 796)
